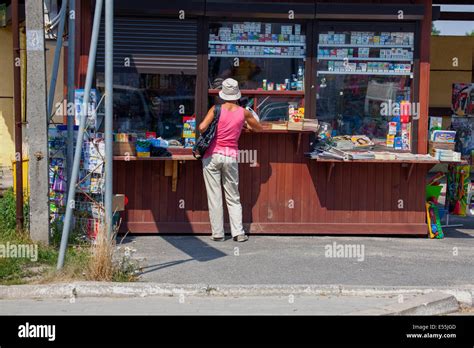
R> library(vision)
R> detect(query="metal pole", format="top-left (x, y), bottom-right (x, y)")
top-left (104, 0), bottom-right (114, 237)
top-left (67, 0), bottom-right (76, 193)
top-left (57, 0), bottom-right (104, 270)
top-left (12, 0), bottom-right (23, 231)
top-left (47, 0), bottom-right (68, 119)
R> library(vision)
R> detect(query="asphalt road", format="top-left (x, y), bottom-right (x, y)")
top-left (123, 217), bottom-right (474, 287)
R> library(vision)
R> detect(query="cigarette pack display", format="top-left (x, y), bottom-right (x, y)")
top-left (265, 23), bottom-right (272, 34)
top-left (386, 134), bottom-right (395, 147)
top-left (394, 137), bottom-right (403, 150)
top-left (295, 24), bottom-right (301, 35)
top-left (388, 122), bottom-right (397, 135)
top-left (401, 123), bottom-right (411, 150)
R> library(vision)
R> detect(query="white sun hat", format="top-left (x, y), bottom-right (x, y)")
top-left (219, 78), bottom-right (242, 101)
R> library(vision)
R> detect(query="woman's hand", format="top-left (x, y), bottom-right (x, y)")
top-left (243, 108), bottom-right (263, 132)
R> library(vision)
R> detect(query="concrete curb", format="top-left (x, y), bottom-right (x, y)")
top-left (350, 292), bottom-right (460, 315)
top-left (0, 282), bottom-right (473, 307)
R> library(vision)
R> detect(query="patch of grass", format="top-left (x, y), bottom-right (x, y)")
top-left (0, 228), bottom-right (90, 285)
top-left (50, 220), bottom-right (87, 248)
top-left (0, 191), bottom-right (139, 284)
top-left (0, 190), bottom-right (89, 284)
top-left (0, 258), bottom-right (23, 285)
top-left (0, 188), bottom-right (29, 232)
top-left (112, 253), bottom-right (140, 282)
top-left (88, 227), bottom-right (140, 282)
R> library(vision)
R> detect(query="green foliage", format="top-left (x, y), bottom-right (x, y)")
top-left (432, 23), bottom-right (441, 36)
top-left (0, 257), bottom-right (24, 284)
top-left (112, 253), bottom-right (140, 282)
top-left (50, 220), bottom-right (86, 248)
top-left (466, 30), bottom-right (474, 36)
top-left (0, 189), bottom-right (17, 232)
top-left (0, 190), bottom-right (138, 284)
top-left (0, 188), bottom-right (29, 234)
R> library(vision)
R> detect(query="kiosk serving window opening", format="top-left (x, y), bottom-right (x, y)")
top-left (315, 23), bottom-right (416, 151)
top-left (96, 17), bottom-right (198, 147)
top-left (208, 20), bottom-right (307, 123)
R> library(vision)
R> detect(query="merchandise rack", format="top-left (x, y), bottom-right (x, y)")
top-left (317, 71), bottom-right (412, 76)
top-left (209, 40), bottom-right (305, 46)
top-left (317, 57), bottom-right (413, 62)
top-left (209, 54), bottom-right (305, 59)
top-left (208, 89), bottom-right (304, 96)
top-left (317, 43), bottom-right (414, 48)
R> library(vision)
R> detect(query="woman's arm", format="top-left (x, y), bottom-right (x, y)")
top-left (198, 105), bottom-right (216, 133)
top-left (244, 108), bottom-right (263, 132)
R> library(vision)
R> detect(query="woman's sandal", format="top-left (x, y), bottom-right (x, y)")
top-left (233, 234), bottom-right (249, 242)
top-left (210, 236), bottom-right (225, 242)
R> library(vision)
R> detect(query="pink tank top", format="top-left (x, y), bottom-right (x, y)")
top-left (204, 105), bottom-right (245, 159)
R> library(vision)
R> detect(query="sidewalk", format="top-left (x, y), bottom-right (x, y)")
top-left (1, 217), bottom-right (472, 315)
top-left (0, 291), bottom-right (459, 315)
top-left (123, 219), bottom-right (474, 287)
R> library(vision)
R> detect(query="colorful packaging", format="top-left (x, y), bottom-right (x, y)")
top-left (394, 137), bottom-right (403, 150)
top-left (184, 138), bottom-right (195, 148)
top-left (401, 123), bottom-right (411, 150)
top-left (182, 116), bottom-right (196, 139)
top-left (432, 130), bottom-right (456, 143)
top-left (447, 164), bottom-right (470, 216)
top-left (386, 134), bottom-right (395, 147)
top-left (388, 122), bottom-right (398, 135)
top-left (400, 101), bottom-right (411, 123)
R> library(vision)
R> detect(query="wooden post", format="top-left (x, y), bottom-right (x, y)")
top-left (417, 0), bottom-right (432, 154)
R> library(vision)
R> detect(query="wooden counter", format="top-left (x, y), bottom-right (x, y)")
top-left (114, 132), bottom-right (435, 236)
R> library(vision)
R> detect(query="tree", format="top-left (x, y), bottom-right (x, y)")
top-left (466, 30), bottom-right (474, 36)
top-left (432, 23), bottom-right (441, 36)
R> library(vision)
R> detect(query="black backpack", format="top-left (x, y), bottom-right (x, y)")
top-left (193, 105), bottom-right (221, 159)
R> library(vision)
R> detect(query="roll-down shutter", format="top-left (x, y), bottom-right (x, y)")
top-left (97, 17), bottom-right (198, 75)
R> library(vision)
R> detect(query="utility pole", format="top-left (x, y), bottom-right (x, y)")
top-left (25, 0), bottom-right (50, 243)
top-left (12, 0), bottom-right (24, 232)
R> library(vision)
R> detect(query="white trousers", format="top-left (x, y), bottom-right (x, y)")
top-left (202, 153), bottom-right (245, 238)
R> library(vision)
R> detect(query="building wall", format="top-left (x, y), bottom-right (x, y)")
top-left (0, 26), bottom-right (15, 170)
top-left (429, 36), bottom-right (474, 108)
top-left (46, 39), bottom-right (65, 123)
top-left (0, 22), bottom-right (64, 191)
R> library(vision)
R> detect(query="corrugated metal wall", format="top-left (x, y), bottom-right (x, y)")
top-left (97, 17), bottom-right (198, 75)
